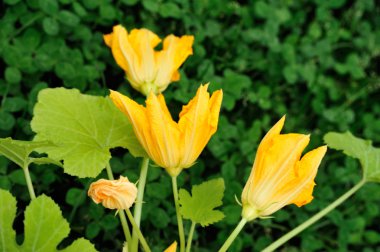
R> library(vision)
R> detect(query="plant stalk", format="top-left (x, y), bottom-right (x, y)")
top-left (23, 165), bottom-right (36, 200)
top-left (172, 176), bottom-right (186, 252)
top-left (105, 163), bottom-right (132, 245)
top-left (186, 221), bottom-right (196, 252)
top-left (125, 208), bottom-right (151, 252)
top-left (131, 157), bottom-right (150, 252)
top-left (262, 179), bottom-right (366, 252)
top-left (218, 217), bottom-right (248, 252)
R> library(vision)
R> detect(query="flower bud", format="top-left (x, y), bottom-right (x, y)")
top-left (88, 176), bottom-right (137, 210)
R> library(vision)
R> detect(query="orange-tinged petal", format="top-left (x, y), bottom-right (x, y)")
top-left (164, 241), bottom-right (177, 252)
top-left (88, 176), bottom-right (137, 210)
top-left (171, 70), bottom-right (180, 82)
top-left (290, 145), bottom-right (327, 206)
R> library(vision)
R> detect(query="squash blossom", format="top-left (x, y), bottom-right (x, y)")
top-left (110, 84), bottom-right (223, 177)
top-left (104, 25), bottom-right (194, 96)
top-left (88, 176), bottom-right (137, 210)
top-left (241, 116), bottom-right (327, 220)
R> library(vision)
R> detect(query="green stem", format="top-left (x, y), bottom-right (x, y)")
top-left (105, 163), bottom-right (132, 245)
top-left (23, 165), bottom-right (36, 200)
top-left (125, 208), bottom-right (151, 252)
top-left (172, 176), bottom-right (186, 252)
top-left (218, 218), bottom-right (248, 252)
top-left (262, 179), bottom-right (366, 252)
top-left (9, 12), bottom-right (44, 40)
top-left (185, 221), bottom-right (196, 252)
top-left (131, 158), bottom-right (150, 252)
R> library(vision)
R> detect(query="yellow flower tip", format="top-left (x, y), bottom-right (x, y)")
top-left (241, 117), bottom-right (327, 217)
top-left (164, 241), bottom-right (177, 252)
top-left (104, 24), bottom-right (194, 95)
top-left (88, 176), bottom-right (137, 210)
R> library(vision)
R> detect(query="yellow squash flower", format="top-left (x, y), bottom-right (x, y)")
top-left (110, 84), bottom-right (223, 177)
top-left (164, 241), bottom-right (177, 252)
top-left (88, 176), bottom-right (137, 210)
top-left (241, 116), bottom-right (327, 220)
top-left (104, 25), bottom-right (194, 96)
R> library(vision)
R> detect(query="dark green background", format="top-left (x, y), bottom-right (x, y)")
top-left (1, 0), bottom-right (380, 251)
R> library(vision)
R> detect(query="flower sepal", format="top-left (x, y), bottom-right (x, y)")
top-left (241, 203), bottom-right (260, 221)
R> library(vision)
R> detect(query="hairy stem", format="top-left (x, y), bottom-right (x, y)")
top-left (172, 176), bottom-right (186, 252)
top-left (23, 165), bottom-right (36, 200)
top-left (218, 218), bottom-right (248, 252)
top-left (105, 163), bottom-right (132, 245)
top-left (125, 208), bottom-right (151, 252)
top-left (262, 179), bottom-right (366, 252)
top-left (131, 157), bottom-right (150, 252)
top-left (186, 221), bottom-right (196, 252)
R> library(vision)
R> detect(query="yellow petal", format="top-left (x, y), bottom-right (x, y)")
top-left (290, 145), bottom-right (327, 206)
top-left (164, 241), bottom-right (177, 252)
top-left (109, 90), bottom-right (156, 159)
top-left (88, 176), bottom-right (137, 210)
top-left (154, 35), bottom-right (194, 91)
top-left (241, 116), bottom-right (327, 217)
top-left (128, 28), bottom-right (161, 83)
top-left (249, 134), bottom-right (310, 208)
top-left (178, 84), bottom-right (211, 167)
top-left (241, 116), bottom-right (286, 206)
top-left (171, 70), bottom-right (180, 82)
top-left (104, 25), bottom-right (136, 77)
top-left (146, 93), bottom-right (181, 170)
top-left (208, 89), bottom-right (223, 134)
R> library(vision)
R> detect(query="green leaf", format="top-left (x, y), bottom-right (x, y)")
top-left (2, 97), bottom-right (27, 112)
top-left (324, 131), bottom-right (380, 183)
top-left (159, 3), bottom-right (182, 18)
top-left (58, 10), bottom-right (80, 27)
top-left (179, 178), bottom-right (225, 226)
top-left (0, 137), bottom-right (53, 168)
top-left (0, 111), bottom-right (15, 130)
top-left (60, 238), bottom-right (97, 252)
top-left (39, 0), bottom-right (59, 14)
top-left (42, 17), bottom-right (60, 36)
top-left (31, 88), bottom-right (145, 178)
top-left (0, 189), bottom-right (18, 251)
top-left (4, 67), bottom-right (22, 84)
top-left (0, 189), bottom-right (97, 251)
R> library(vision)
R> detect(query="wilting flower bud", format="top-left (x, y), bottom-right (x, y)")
top-left (241, 116), bottom-right (327, 220)
top-left (104, 25), bottom-right (194, 96)
top-left (110, 84), bottom-right (223, 177)
top-left (88, 176), bottom-right (137, 210)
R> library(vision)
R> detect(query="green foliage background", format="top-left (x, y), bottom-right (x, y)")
top-left (1, 0), bottom-right (380, 251)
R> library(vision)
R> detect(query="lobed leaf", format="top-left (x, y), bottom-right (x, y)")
top-left (0, 189), bottom-right (97, 251)
top-left (0, 137), bottom-right (54, 169)
top-left (31, 88), bottom-right (146, 178)
top-left (324, 131), bottom-right (380, 183)
top-left (179, 178), bottom-right (225, 227)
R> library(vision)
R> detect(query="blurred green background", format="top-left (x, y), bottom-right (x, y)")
top-left (1, 0), bottom-right (380, 251)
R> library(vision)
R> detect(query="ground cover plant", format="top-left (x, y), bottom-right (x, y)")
top-left (0, 0), bottom-right (380, 251)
